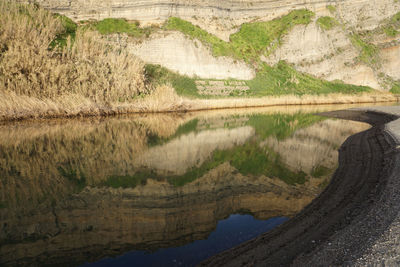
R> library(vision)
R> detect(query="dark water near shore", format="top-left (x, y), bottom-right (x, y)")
top-left (0, 105), bottom-right (371, 266)
top-left (83, 215), bottom-right (288, 267)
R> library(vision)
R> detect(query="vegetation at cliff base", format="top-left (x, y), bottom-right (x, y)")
top-left (146, 62), bottom-right (371, 99)
top-left (246, 62), bottom-right (371, 96)
top-left (390, 82), bottom-right (400, 94)
top-left (0, 1), bottom-right (148, 104)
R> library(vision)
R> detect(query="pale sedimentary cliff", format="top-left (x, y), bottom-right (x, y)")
top-left (30, 0), bottom-right (400, 88)
top-left (128, 32), bottom-right (255, 80)
top-left (30, 0), bottom-right (391, 24)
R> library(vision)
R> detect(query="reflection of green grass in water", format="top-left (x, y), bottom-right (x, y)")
top-left (105, 142), bottom-right (306, 188)
top-left (311, 165), bottom-right (332, 178)
top-left (148, 113), bottom-right (325, 147)
top-left (104, 171), bottom-right (155, 188)
top-left (102, 113), bottom-right (324, 188)
top-left (59, 113), bottom-right (326, 189)
top-left (246, 112), bottom-right (325, 140)
top-left (58, 166), bottom-right (87, 192)
top-left (147, 119), bottom-right (199, 146)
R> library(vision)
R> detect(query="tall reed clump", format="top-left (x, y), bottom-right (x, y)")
top-left (0, 0), bottom-right (148, 104)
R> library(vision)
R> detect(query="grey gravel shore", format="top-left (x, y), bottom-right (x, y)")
top-left (201, 105), bottom-right (400, 267)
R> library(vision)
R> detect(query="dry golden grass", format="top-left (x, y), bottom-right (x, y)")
top-left (0, 0), bottom-right (147, 104)
top-left (0, 87), bottom-right (398, 121)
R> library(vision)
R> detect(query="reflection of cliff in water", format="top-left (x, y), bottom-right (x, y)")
top-left (0, 106), bottom-right (370, 266)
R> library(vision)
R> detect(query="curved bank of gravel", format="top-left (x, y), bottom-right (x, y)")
top-left (201, 106), bottom-right (400, 266)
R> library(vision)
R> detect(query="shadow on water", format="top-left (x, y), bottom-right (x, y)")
top-left (83, 215), bottom-right (288, 267)
top-left (0, 104), bottom-right (377, 266)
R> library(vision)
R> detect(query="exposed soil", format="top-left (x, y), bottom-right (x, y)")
top-left (200, 109), bottom-right (400, 266)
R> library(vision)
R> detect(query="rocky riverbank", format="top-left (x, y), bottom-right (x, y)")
top-left (201, 106), bottom-right (400, 266)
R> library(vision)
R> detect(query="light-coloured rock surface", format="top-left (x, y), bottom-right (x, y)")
top-left (264, 20), bottom-right (384, 89)
top-left (29, 0), bottom-right (400, 89)
top-left (128, 31), bottom-right (255, 80)
top-left (29, 0), bottom-right (339, 22)
top-left (381, 45), bottom-right (400, 81)
top-left (336, 0), bottom-right (400, 31)
top-left (28, 0), bottom-right (399, 27)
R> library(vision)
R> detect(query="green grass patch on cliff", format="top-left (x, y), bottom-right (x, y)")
top-left (326, 5), bottom-right (337, 13)
top-left (50, 14), bottom-right (77, 48)
top-left (390, 82), bottom-right (400, 94)
top-left (95, 18), bottom-right (143, 36)
top-left (382, 11), bottom-right (400, 37)
top-left (145, 64), bottom-right (199, 97)
top-left (316, 16), bottom-right (338, 30)
top-left (350, 34), bottom-right (379, 66)
top-left (245, 62), bottom-right (371, 96)
top-left (93, 18), bottom-right (158, 38)
top-left (165, 9), bottom-right (314, 62)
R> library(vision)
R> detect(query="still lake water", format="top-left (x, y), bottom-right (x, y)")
top-left (0, 105), bottom-right (372, 266)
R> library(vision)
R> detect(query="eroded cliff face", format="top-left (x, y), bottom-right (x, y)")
top-left (265, 0), bottom-right (400, 90)
top-left (128, 31), bottom-right (255, 80)
top-left (29, 0), bottom-right (400, 89)
top-left (30, 0), bottom-right (342, 22)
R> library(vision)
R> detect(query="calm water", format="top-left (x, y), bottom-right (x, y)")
top-left (0, 105), bottom-right (371, 266)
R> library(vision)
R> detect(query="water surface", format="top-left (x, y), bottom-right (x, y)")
top-left (0, 105), bottom-right (371, 266)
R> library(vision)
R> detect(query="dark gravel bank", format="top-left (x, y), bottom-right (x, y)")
top-left (200, 109), bottom-right (400, 266)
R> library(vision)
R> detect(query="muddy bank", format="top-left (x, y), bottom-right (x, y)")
top-left (201, 108), bottom-right (400, 266)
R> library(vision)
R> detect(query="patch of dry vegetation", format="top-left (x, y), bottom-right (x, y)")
top-left (0, 1), bottom-right (147, 103)
top-left (0, 1), bottom-right (397, 121)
